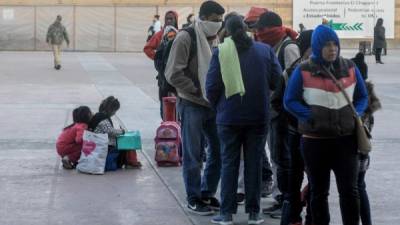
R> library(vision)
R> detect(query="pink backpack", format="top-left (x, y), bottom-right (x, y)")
top-left (154, 121), bottom-right (181, 166)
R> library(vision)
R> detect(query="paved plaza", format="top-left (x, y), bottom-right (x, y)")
top-left (0, 50), bottom-right (399, 225)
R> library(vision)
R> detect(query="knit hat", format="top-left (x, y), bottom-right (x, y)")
top-left (244, 6), bottom-right (268, 27)
top-left (199, 1), bottom-right (225, 18)
top-left (255, 11), bottom-right (282, 28)
top-left (297, 30), bottom-right (313, 57)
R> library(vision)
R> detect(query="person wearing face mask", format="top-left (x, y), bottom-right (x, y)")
top-left (284, 25), bottom-right (368, 225)
top-left (165, 0), bottom-right (225, 216)
top-left (143, 11), bottom-right (178, 60)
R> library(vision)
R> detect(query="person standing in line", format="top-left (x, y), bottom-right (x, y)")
top-left (374, 18), bottom-right (386, 64)
top-left (284, 25), bottom-right (368, 225)
top-left (255, 11), bottom-right (300, 218)
top-left (165, 0), bottom-right (225, 215)
top-left (206, 15), bottom-right (282, 225)
top-left (144, 11), bottom-right (178, 60)
top-left (182, 13), bottom-right (195, 29)
top-left (46, 15), bottom-right (69, 70)
top-left (243, 6), bottom-right (275, 200)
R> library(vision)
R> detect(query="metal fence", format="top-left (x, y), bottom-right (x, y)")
top-left (0, 5), bottom-right (202, 52)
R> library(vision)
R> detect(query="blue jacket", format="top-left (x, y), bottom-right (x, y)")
top-left (206, 41), bottom-right (282, 125)
top-left (284, 25), bottom-right (368, 137)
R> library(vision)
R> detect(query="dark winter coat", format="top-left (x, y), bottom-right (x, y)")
top-left (373, 24), bottom-right (386, 49)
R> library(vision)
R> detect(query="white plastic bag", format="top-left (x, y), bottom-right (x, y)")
top-left (76, 130), bottom-right (109, 175)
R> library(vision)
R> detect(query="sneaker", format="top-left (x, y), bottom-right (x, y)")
top-left (211, 214), bottom-right (233, 225)
top-left (61, 156), bottom-right (74, 170)
top-left (56, 65), bottom-right (61, 70)
top-left (202, 197), bottom-right (220, 211)
top-left (236, 193), bottom-right (245, 205)
top-left (248, 213), bottom-right (264, 225)
top-left (262, 204), bottom-right (282, 216)
top-left (187, 200), bottom-right (214, 216)
top-left (261, 180), bottom-right (273, 197)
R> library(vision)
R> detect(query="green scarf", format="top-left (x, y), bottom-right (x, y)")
top-left (218, 37), bottom-right (245, 98)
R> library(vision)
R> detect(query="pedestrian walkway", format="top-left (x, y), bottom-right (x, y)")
top-left (0, 50), bottom-right (398, 225)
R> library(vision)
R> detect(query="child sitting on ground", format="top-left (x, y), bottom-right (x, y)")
top-left (56, 106), bottom-right (92, 169)
top-left (89, 96), bottom-right (141, 169)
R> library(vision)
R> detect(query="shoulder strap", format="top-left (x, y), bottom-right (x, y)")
top-left (321, 66), bottom-right (359, 118)
top-left (181, 27), bottom-right (197, 62)
top-left (283, 57), bottom-right (302, 86)
top-left (277, 38), bottom-right (297, 69)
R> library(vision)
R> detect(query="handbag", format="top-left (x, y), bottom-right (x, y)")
top-left (322, 66), bottom-right (372, 155)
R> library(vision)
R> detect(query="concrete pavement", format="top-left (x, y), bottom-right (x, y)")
top-left (0, 50), bottom-right (399, 225)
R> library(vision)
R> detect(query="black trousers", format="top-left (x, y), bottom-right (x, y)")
top-left (375, 48), bottom-right (383, 62)
top-left (301, 135), bottom-right (360, 225)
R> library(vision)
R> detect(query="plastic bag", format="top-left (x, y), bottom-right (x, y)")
top-left (76, 130), bottom-right (109, 175)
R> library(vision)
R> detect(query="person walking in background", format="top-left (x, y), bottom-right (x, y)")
top-left (146, 14), bottom-right (160, 42)
top-left (206, 15), bottom-right (282, 225)
top-left (374, 18), bottom-right (386, 64)
top-left (165, 0), bottom-right (225, 216)
top-left (182, 13), bottom-right (195, 29)
top-left (46, 15), bottom-right (69, 70)
top-left (284, 25), bottom-right (368, 225)
top-left (153, 14), bottom-right (162, 33)
top-left (298, 23), bottom-right (306, 33)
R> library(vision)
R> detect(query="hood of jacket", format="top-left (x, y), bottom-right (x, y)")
top-left (311, 25), bottom-right (340, 64)
top-left (165, 10), bottom-right (179, 29)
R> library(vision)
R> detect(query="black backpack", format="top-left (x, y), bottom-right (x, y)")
top-left (154, 27), bottom-right (197, 95)
top-left (277, 38), bottom-right (298, 70)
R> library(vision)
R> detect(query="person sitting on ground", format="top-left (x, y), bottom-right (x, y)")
top-left (56, 106), bottom-right (92, 169)
top-left (89, 96), bottom-right (125, 168)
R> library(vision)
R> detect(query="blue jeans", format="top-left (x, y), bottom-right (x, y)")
top-left (178, 99), bottom-right (221, 203)
top-left (218, 124), bottom-right (267, 215)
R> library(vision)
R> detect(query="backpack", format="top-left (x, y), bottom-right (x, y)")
top-left (154, 121), bottom-right (182, 166)
top-left (277, 38), bottom-right (298, 70)
top-left (282, 57), bottom-right (302, 130)
top-left (154, 27), bottom-right (197, 96)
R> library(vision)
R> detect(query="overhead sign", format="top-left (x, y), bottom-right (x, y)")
top-left (293, 0), bottom-right (395, 39)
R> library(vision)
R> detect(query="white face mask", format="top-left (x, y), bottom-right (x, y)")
top-left (199, 21), bottom-right (222, 37)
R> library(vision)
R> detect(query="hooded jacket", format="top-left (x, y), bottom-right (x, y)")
top-left (143, 11), bottom-right (178, 60)
top-left (284, 25), bottom-right (368, 138)
top-left (46, 20), bottom-right (69, 45)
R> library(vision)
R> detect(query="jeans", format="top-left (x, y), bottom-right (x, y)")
top-left (178, 99), bottom-right (221, 203)
top-left (301, 135), bottom-right (360, 225)
top-left (281, 130), bottom-right (305, 225)
top-left (359, 170), bottom-right (372, 225)
top-left (218, 124), bottom-right (267, 215)
top-left (268, 114), bottom-right (291, 202)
